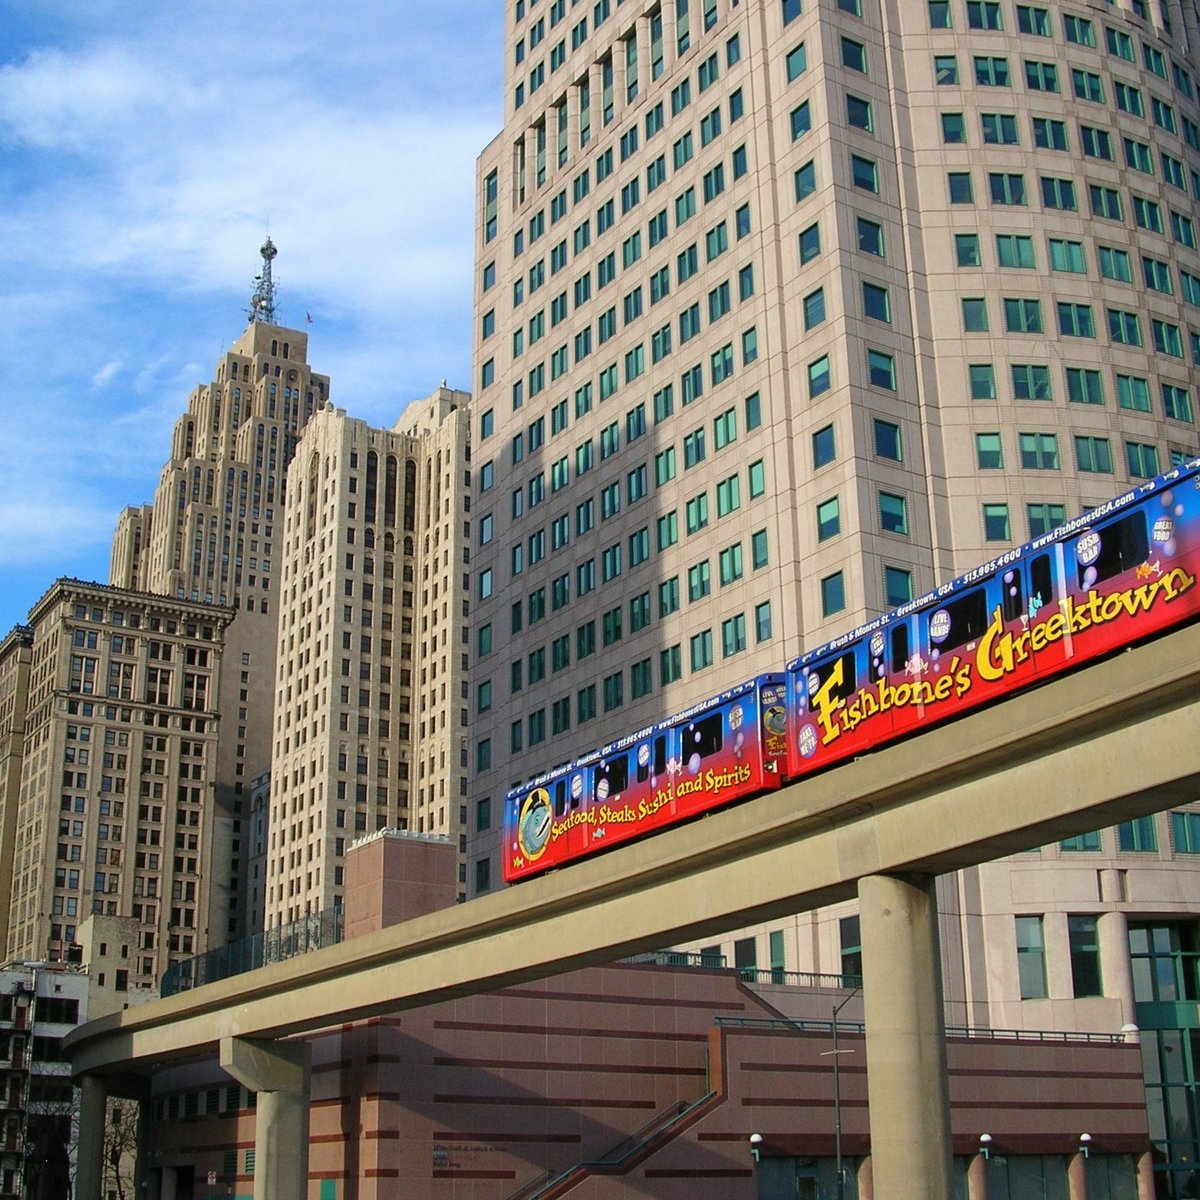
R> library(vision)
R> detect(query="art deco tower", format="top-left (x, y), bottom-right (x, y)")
top-left (111, 242), bottom-right (330, 941)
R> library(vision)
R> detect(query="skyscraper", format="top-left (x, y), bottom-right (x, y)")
top-left (465, 0), bottom-right (1200, 1184)
top-left (110, 244), bottom-right (331, 941)
top-left (3, 579), bottom-right (233, 983)
top-left (267, 388), bottom-right (471, 925)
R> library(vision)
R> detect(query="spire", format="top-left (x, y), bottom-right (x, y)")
top-left (247, 237), bottom-right (278, 324)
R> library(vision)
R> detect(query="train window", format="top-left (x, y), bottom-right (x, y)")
top-left (889, 623), bottom-right (910, 672)
top-left (808, 651), bottom-right (858, 706)
top-left (595, 755), bottom-right (629, 800)
top-left (928, 589), bottom-right (988, 652)
top-left (636, 735), bottom-right (669, 783)
top-left (1000, 566), bottom-right (1024, 623)
top-left (553, 779), bottom-right (568, 817)
top-left (1029, 553), bottom-right (1052, 609)
top-left (681, 713), bottom-right (724, 764)
top-left (1078, 512), bottom-right (1149, 588)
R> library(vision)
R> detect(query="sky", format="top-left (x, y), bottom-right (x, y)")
top-left (0, 0), bottom-right (504, 635)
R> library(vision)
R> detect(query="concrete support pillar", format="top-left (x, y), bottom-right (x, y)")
top-left (1136, 1151), bottom-right (1155, 1199)
top-left (859, 873), bottom-right (954, 1200)
top-left (857, 1155), bottom-right (873, 1200)
top-left (75, 1073), bottom-right (107, 1200)
top-left (967, 1154), bottom-right (989, 1200)
top-left (220, 1037), bottom-right (311, 1200)
top-left (1067, 1151), bottom-right (1088, 1200)
top-left (134, 1093), bottom-right (155, 1200)
top-left (1098, 908), bottom-right (1136, 1023)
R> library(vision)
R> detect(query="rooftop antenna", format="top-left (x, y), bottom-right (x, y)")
top-left (248, 237), bottom-right (278, 324)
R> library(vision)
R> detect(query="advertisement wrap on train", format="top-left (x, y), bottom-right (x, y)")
top-left (504, 458), bottom-right (1200, 884)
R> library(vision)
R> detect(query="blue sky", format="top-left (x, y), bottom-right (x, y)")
top-left (0, 1), bottom-right (504, 634)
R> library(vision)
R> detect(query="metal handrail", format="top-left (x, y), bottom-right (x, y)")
top-left (503, 1091), bottom-right (716, 1200)
top-left (713, 1015), bottom-right (1126, 1044)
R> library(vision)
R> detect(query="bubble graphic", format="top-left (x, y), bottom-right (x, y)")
top-left (1077, 531), bottom-right (1101, 566)
top-left (638, 743), bottom-right (651, 768)
top-left (1083, 566), bottom-right (1098, 589)
top-left (688, 753), bottom-right (701, 775)
top-left (870, 632), bottom-right (885, 657)
top-left (799, 724), bottom-right (819, 758)
top-left (929, 610), bottom-right (951, 643)
top-left (1153, 517), bottom-right (1174, 544)
top-left (1176, 504), bottom-right (1186, 518)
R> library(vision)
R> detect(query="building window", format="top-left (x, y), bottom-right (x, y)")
top-left (474, 857), bottom-right (491, 894)
top-left (1027, 503), bottom-right (1065, 537)
top-left (821, 572), bottom-right (846, 617)
top-left (1117, 817), bottom-right (1157, 853)
top-left (1068, 915), bottom-right (1103, 997)
top-left (817, 497), bottom-right (840, 542)
top-left (962, 298), bottom-right (988, 332)
top-left (884, 567), bottom-right (912, 607)
top-left (874, 419), bottom-right (902, 461)
top-left (983, 503), bottom-right (1010, 541)
top-left (1018, 432), bottom-right (1059, 471)
top-left (976, 433), bottom-right (1003, 470)
top-left (1074, 436), bottom-right (1112, 475)
top-left (1170, 812), bottom-right (1200, 854)
top-left (1015, 915), bottom-right (1048, 999)
top-left (1126, 441), bottom-right (1160, 479)
top-left (879, 491), bottom-right (908, 535)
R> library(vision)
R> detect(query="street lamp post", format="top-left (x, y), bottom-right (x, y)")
top-left (829, 987), bottom-right (862, 1200)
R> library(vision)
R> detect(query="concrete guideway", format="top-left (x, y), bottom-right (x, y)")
top-left (67, 624), bottom-right (1200, 1200)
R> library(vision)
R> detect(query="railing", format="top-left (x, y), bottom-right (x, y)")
top-left (621, 950), bottom-right (727, 969)
top-left (503, 1093), bottom-right (715, 1200)
top-left (738, 968), bottom-right (863, 990)
top-left (714, 1016), bottom-right (1126, 1045)
top-left (620, 955), bottom-right (864, 994)
top-left (161, 907), bottom-right (345, 996)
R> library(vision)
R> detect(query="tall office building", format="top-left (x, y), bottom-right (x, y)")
top-left (466, 0), bottom-right (1200, 1185)
top-left (111, 242), bottom-right (331, 940)
top-left (2, 580), bottom-right (233, 984)
top-left (266, 387), bottom-right (471, 925)
top-left (0, 628), bottom-right (33, 954)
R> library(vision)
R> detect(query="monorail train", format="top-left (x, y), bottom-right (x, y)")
top-left (503, 458), bottom-right (1200, 883)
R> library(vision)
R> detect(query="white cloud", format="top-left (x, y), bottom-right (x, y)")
top-left (91, 358), bottom-right (122, 387)
top-left (0, 2), bottom-right (503, 633)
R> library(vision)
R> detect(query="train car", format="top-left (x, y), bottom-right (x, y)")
top-left (503, 674), bottom-right (788, 882)
top-left (501, 458), bottom-right (1200, 885)
top-left (785, 457), bottom-right (1200, 780)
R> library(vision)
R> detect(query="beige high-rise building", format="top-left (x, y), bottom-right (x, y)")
top-left (2, 580), bottom-right (232, 986)
top-left (465, 0), bottom-right (1200, 1185)
top-left (266, 387), bottom-right (471, 926)
top-left (111, 244), bottom-right (331, 941)
top-left (0, 626), bottom-right (33, 953)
